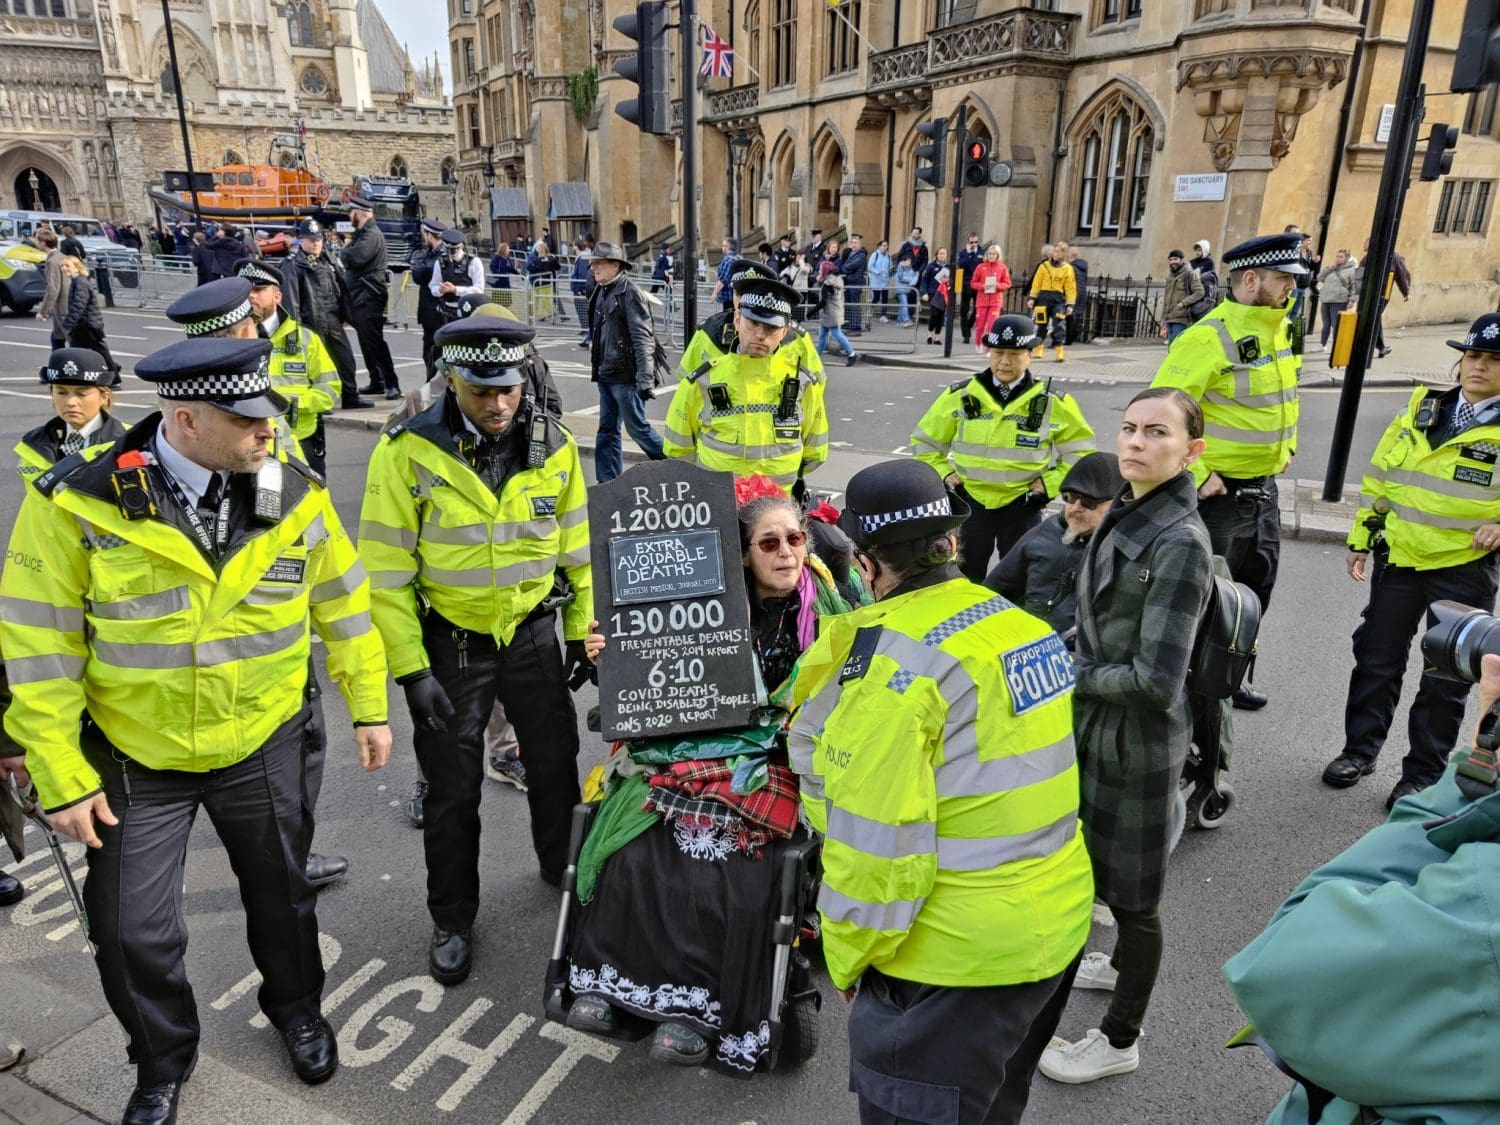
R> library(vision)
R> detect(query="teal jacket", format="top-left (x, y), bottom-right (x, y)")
top-left (1224, 756), bottom-right (1500, 1124)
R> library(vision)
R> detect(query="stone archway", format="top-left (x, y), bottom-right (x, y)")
top-left (0, 144), bottom-right (85, 214)
top-left (810, 125), bottom-right (847, 232)
top-left (13, 167), bottom-right (61, 212)
top-left (768, 131), bottom-right (798, 239)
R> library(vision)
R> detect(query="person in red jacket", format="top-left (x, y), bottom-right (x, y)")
top-left (970, 244), bottom-right (1012, 353)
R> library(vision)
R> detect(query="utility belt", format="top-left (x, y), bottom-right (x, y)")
top-left (1214, 474), bottom-right (1274, 518)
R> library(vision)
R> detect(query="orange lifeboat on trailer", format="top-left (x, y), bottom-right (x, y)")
top-left (148, 132), bottom-right (332, 227)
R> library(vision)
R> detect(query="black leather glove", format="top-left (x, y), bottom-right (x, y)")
top-left (638, 386), bottom-right (657, 400)
top-left (565, 640), bottom-right (595, 691)
top-left (400, 670), bottom-right (455, 733)
top-left (791, 477), bottom-right (809, 507)
top-left (1024, 488), bottom-right (1050, 507)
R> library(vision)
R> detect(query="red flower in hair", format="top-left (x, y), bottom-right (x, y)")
top-left (806, 500), bottom-right (841, 525)
top-left (734, 474), bottom-right (785, 509)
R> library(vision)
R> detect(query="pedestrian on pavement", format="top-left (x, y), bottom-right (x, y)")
top-left (16, 347), bottom-right (125, 484)
top-left (758, 241), bottom-right (774, 264)
top-left (1067, 246), bottom-right (1089, 345)
top-left (1026, 241), bottom-right (1077, 362)
top-left (238, 258), bottom-right (340, 477)
top-left (340, 195), bottom-right (400, 400)
top-left (919, 248), bottom-right (951, 336)
top-left (664, 275), bottom-right (828, 496)
top-left (1161, 248), bottom-right (1207, 346)
top-left (970, 243), bottom-right (1013, 352)
top-left (1152, 232), bottom-right (1305, 711)
top-left (527, 238), bottom-right (563, 323)
top-left (956, 232), bottom-right (984, 344)
top-left (58, 256), bottom-right (120, 376)
top-left (359, 316), bottom-right (590, 988)
top-left (192, 231), bottom-right (213, 285)
top-left (925, 266), bottom-right (951, 345)
top-left (780, 251), bottom-right (814, 318)
top-left (1190, 240), bottom-right (1216, 281)
top-left (0, 335), bottom-right (391, 1122)
top-left (985, 452), bottom-right (1125, 640)
top-left (172, 224), bottom-right (193, 258)
top-left (894, 256), bottom-right (918, 325)
top-left (651, 240), bottom-right (677, 324)
top-left (570, 237), bottom-right (595, 348)
top-left (58, 224), bottom-right (87, 262)
top-left (868, 238), bottom-right (892, 322)
top-left (815, 259), bottom-right (858, 365)
top-left (1356, 237), bottom-right (1411, 359)
top-left (913, 314), bottom-right (1096, 581)
top-left (1314, 248), bottom-right (1359, 352)
top-left (802, 228), bottom-right (825, 263)
top-left (1325, 312), bottom-right (1500, 809)
top-left (60, 224), bottom-right (114, 308)
top-left (788, 457), bottom-right (1094, 1125)
top-left (34, 228), bottom-right (69, 350)
top-left (416, 219), bottom-right (448, 378)
top-left (771, 233), bottom-right (795, 277)
top-left (897, 226), bottom-right (930, 275)
top-left (1040, 386), bottom-right (1212, 1087)
top-left (586, 240), bottom-right (666, 482)
top-left (204, 224), bottom-right (246, 281)
top-left (712, 236), bottom-right (740, 311)
top-left (842, 233), bottom-right (868, 333)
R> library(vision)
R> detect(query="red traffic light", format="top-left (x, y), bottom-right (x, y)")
top-left (966, 140), bottom-right (989, 162)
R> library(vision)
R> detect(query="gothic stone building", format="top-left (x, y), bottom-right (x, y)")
top-left (0, 0), bottom-right (454, 231)
top-left (452, 0), bottom-right (1497, 327)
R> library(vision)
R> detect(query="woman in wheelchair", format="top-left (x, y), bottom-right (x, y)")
top-left (566, 476), bottom-right (861, 1073)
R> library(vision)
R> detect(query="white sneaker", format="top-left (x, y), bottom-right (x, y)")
top-left (1073, 952), bottom-right (1118, 991)
top-left (1039, 1029), bottom-right (1139, 1084)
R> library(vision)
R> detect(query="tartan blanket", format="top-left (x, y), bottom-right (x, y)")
top-left (641, 786), bottom-right (776, 855)
top-left (647, 759), bottom-right (801, 839)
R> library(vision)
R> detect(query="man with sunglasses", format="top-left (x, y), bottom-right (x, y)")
top-left (986, 452), bottom-right (1125, 642)
top-left (956, 232), bottom-right (984, 345)
top-left (912, 314), bottom-right (1096, 582)
top-left (359, 317), bottom-right (591, 988)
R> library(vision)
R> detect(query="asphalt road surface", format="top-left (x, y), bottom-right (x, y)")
top-left (0, 307), bottom-right (1453, 1124)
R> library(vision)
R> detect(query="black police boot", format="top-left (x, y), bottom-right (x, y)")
top-left (305, 853), bottom-right (348, 890)
top-left (430, 927), bottom-right (473, 985)
top-left (341, 396), bottom-right (375, 410)
top-left (1386, 778), bottom-right (1422, 811)
top-left (281, 1016), bottom-right (338, 1085)
top-left (1232, 686), bottom-right (1268, 711)
top-left (1322, 752), bottom-right (1377, 789)
top-left (122, 1054), bottom-right (196, 1125)
top-left (0, 869), bottom-right (23, 907)
top-left (406, 780), bottom-right (427, 829)
top-left (357, 383), bottom-right (383, 396)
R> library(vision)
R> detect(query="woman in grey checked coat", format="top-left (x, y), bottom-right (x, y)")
top-left (1040, 386), bottom-right (1214, 1086)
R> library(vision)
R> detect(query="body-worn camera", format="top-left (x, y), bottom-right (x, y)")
top-left (1421, 600), bottom-right (1500, 683)
top-left (1234, 485), bottom-right (1271, 518)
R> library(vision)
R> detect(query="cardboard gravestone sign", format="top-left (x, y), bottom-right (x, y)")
top-left (589, 460), bottom-right (761, 741)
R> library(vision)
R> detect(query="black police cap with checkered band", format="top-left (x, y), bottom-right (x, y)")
top-left (982, 314), bottom-right (1041, 351)
top-left (728, 258), bottom-right (779, 287)
top-left (1448, 313), bottom-right (1500, 355)
top-left (733, 276), bottom-right (801, 327)
top-left (166, 278), bottom-right (254, 336)
top-left (434, 316), bottom-right (536, 387)
top-left (235, 257), bottom-right (283, 288)
top-left (39, 347), bottom-right (119, 388)
top-left (1221, 233), bottom-right (1309, 278)
top-left (837, 459), bottom-right (970, 547)
top-left (135, 337), bottom-right (288, 419)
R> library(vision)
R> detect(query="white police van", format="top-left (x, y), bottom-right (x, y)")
top-left (0, 210), bottom-right (141, 282)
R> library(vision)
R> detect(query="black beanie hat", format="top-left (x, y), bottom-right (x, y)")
top-left (1059, 452), bottom-right (1125, 500)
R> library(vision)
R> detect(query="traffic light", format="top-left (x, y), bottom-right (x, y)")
top-left (914, 118), bottom-right (949, 190)
top-left (613, 1), bottom-right (671, 135)
top-left (1420, 123), bottom-right (1460, 181)
top-left (962, 139), bottom-right (991, 188)
top-left (1452, 0), bottom-right (1500, 93)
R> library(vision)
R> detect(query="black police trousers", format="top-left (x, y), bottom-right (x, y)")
top-left (413, 610), bottom-right (582, 932)
top-left (849, 957), bottom-right (1080, 1125)
top-left (958, 493), bottom-right (1043, 584)
top-left (82, 707), bottom-right (323, 1085)
top-left (1197, 477), bottom-right (1281, 614)
top-left (1342, 549), bottom-right (1499, 786)
top-left (351, 295), bottom-right (399, 393)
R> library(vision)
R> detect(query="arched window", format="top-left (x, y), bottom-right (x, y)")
top-left (299, 67), bottom-right (328, 96)
top-left (287, 0), bottom-right (315, 47)
top-left (223, 148), bottom-right (244, 165)
top-left (159, 65), bottom-right (177, 97)
top-left (390, 156), bottom-right (409, 178)
top-left (1070, 90), bottom-right (1154, 239)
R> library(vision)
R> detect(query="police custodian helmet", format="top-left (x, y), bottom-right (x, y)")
top-left (838, 460), bottom-right (970, 547)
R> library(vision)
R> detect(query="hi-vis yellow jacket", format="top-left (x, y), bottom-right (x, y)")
top-left (787, 573), bottom-right (1094, 991)
top-left (1350, 386), bottom-right (1500, 570)
top-left (15, 413), bottom-right (127, 485)
top-left (911, 374), bottom-right (1095, 509)
top-left (0, 415), bottom-right (387, 812)
top-left (662, 348), bottom-right (829, 490)
top-left (358, 397), bottom-right (592, 679)
top-left (266, 310), bottom-right (339, 442)
top-left (1028, 260), bottom-right (1078, 306)
top-left (1152, 298), bottom-right (1300, 487)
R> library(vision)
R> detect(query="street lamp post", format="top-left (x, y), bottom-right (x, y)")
top-left (483, 146), bottom-right (496, 250)
top-left (728, 129), bottom-right (751, 244)
top-left (27, 169), bottom-right (40, 211)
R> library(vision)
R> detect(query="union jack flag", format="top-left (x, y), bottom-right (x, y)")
top-left (700, 24), bottom-right (734, 78)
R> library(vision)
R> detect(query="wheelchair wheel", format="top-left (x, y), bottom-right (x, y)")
top-left (775, 994), bottom-right (820, 1070)
top-left (1194, 782), bottom-right (1235, 831)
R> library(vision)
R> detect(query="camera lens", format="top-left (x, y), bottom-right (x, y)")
top-left (1421, 600), bottom-right (1500, 683)
top-left (120, 487), bottom-right (149, 515)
